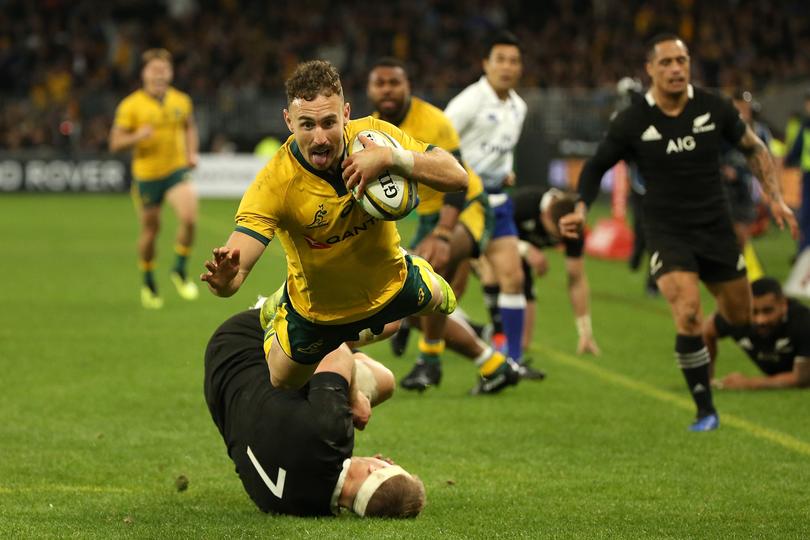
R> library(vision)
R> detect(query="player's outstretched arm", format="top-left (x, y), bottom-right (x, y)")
top-left (201, 231), bottom-right (266, 297)
top-left (738, 125), bottom-right (799, 239)
top-left (716, 358), bottom-right (810, 390)
top-left (343, 136), bottom-right (467, 198)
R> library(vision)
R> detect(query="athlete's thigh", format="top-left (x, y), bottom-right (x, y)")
top-left (656, 270), bottom-right (703, 333)
top-left (444, 223), bottom-right (475, 281)
top-left (705, 276), bottom-right (751, 326)
top-left (266, 336), bottom-right (319, 390)
top-left (165, 178), bottom-right (198, 222)
top-left (485, 235), bottom-right (523, 279)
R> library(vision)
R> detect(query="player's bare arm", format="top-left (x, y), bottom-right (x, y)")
top-left (738, 125), bottom-right (798, 238)
top-left (716, 360), bottom-right (810, 390)
top-left (342, 136), bottom-right (467, 197)
top-left (201, 231), bottom-right (266, 297)
top-left (565, 256), bottom-right (600, 355)
top-left (108, 124), bottom-right (153, 152)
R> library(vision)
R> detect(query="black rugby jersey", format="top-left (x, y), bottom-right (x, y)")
top-left (714, 299), bottom-right (810, 375)
top-left (579, 85), bottom-right (747, 231)
top-left (512, 186), bottom-right (583, 257)
top-left (204, 310), bottom-right (354, 516)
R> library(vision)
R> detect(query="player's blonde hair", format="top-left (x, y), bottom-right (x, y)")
top-left (142, 48), bottom-right (173, 67)
top-left (285, 60), bottom-right (343, 104)
top-left (363, 473), bottom-right (426, 518)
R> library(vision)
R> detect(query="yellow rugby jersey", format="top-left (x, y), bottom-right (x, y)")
top-left (235, 116), bottom-right (430, 324)
top-left (374, 96), bottom-right (484, 214)
top-left (113, 87), bottom-right (193, 180)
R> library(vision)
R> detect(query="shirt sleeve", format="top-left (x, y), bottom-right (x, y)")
top-left (234, 167), bottom-right (282, 245)
top-left (718, 94), bottom-right (747, 146)
top-left (113, 98), bottom-right (136, 131)
top-left (444, 91), bottom-right (476, 136)
top-left (578, 112), bottom-right (632, 207)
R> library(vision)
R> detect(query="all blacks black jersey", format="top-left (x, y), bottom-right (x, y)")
top-left (714, 299), bottom-right (810, 375)
top-left (579, 85), bottom-right (747, 232)
top-left (204, 310), bottom-right (354, 516)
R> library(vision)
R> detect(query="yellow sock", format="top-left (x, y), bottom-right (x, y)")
top-left (479, 351), bottom-right (506, 377)
top-left (744, 242), bottom-right (764, 281)
top-left (418, 338), bottom-right (445, 360)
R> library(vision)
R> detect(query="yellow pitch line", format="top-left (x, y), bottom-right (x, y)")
top-left (539, 345), bottom-right (810, 457)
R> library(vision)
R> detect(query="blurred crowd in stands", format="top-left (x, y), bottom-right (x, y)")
top-left (1, 0), bottom-right (809, 152)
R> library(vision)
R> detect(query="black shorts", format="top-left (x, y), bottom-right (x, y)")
top-left (645, 223), bottom-right (745, 283)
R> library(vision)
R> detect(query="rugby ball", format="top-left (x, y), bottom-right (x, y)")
top-left (349, 130), bottom-right (418, 220)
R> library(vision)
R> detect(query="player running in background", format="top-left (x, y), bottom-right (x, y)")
top-left (444, 30), bottom-right (530, 370)
top-left (205, 308), bottom-right (425, 517)
top-left (564, 34), bottom-right (797, 431)
top-left (704, 277), bottom-right (810, 390)
top-left (109, 48), bottom-right (200, 309)
top-left (366, 57), bottom-right (519, 394)
top-left (201, 60), bottom-right (467, 390)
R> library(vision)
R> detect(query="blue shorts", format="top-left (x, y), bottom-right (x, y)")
top-left (489, 193), bottom-right (519, 239)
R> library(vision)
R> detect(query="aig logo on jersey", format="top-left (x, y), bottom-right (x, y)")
top-left (666, 136), bottom-right (696, 154)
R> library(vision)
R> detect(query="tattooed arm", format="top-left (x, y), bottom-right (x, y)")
top-left (738, 125), bottom-right (799, 239)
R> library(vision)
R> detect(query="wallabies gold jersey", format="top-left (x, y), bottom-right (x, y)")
top-left (113, 87), bottom-right (193, 180)
top-left (235, 116), bottom-right (430, 324)
top-left (375, 96), bottom-right (484, 215)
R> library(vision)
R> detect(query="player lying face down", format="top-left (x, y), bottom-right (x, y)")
top-left (204, 308), bottom-right (426, 517)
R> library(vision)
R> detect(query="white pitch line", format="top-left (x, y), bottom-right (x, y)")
top-left (539, 345), bottom-right (810, 457)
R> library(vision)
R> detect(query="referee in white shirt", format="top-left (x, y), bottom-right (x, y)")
top-left (445, 30), bottom-right (536, 375)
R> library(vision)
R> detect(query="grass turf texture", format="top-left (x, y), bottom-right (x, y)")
top-left (1, 194), bottom-right (808, 538)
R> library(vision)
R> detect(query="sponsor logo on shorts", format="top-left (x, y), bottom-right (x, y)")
top-left (736, 254), bottom-right (746, 271)
top-left (297, 339), bottom-right (324, 354)
top-left (417, 286), bottom-right (426, 305)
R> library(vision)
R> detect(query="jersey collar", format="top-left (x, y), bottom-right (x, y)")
top-left (330, 458), bottom-right (352, 515)
top-left (290, 139), bottom-right (348, 196)
top-left (479, 76), bottom-right (520, 105)
top-left (645, 84), bottom-right (694, 107)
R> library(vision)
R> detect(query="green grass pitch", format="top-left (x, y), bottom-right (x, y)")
top-left (1, 194), bottom-right (808, 538)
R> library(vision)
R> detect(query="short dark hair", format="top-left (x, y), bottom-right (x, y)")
top-left (548, 193), bottom-right (577, 229)
top-left (285, 60), bottom-right (343, 104)
top-left (751, 277), bottom-right (783, 297)
top-left (484, 30), bottom-right (520, 58)
top-left (370, 56), bottom-right (408, 75)
top-left (645, 33), bottom-right (687, 61)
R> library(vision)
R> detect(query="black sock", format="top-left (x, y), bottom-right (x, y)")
top-left (482, 284), bottom-right (503, 334)
top-left (144, 271), bottom-right (157, 294)
top-left (675, 334), bottom-right (715, 418)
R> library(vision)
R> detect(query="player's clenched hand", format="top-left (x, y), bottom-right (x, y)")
top-left (200, 247), bottom-right (241, 294)
top-left (559, 212), bottom-right (585, 239)
top-left (577, 335), bottom-right (601, 356)
top-left (769, 199), bottom-right (799, 240)
top-left (350, 391), bottom-right (372, 430)
top-left (415, 236), bottom-right (450, 274)
top-left (715, 371), bottom-right (749, 390)
top-left (342, 134), bottom-right (391, 199)
top-left (135, 124), bottom-right (154, 141)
